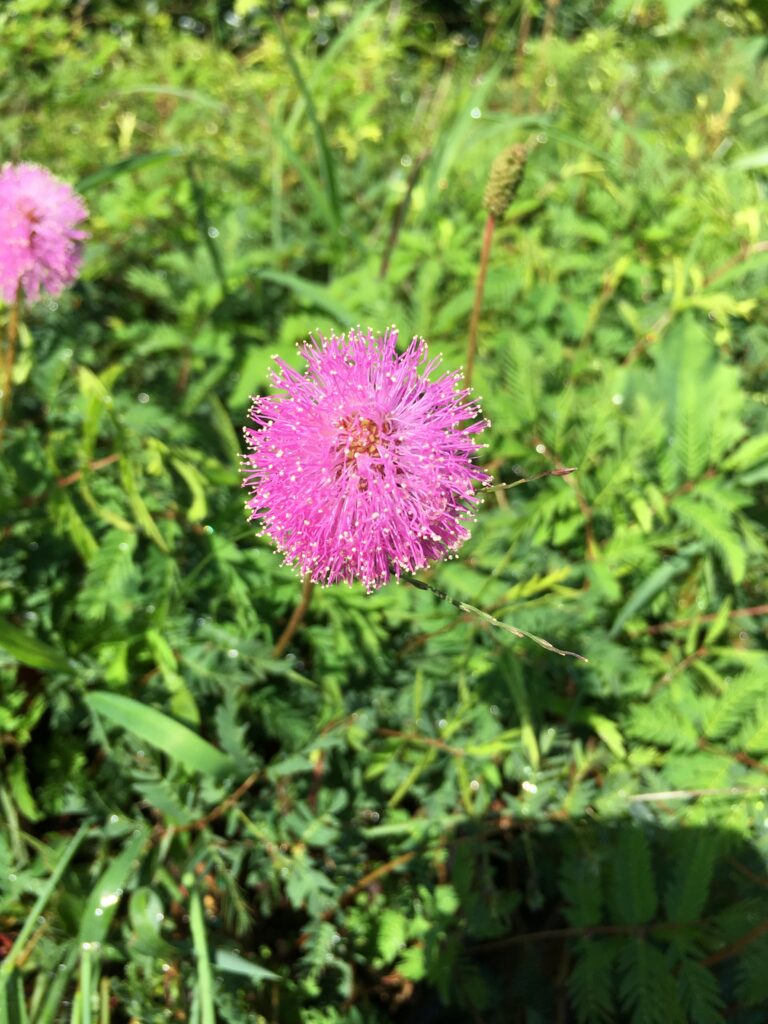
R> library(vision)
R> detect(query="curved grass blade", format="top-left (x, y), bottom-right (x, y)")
top-left (257, 269), bottom-right (357, 326)
top-left (77, 150), bottom-right (184, 192)
top-left (117, 85), bottom-right (227, 112)
top-left (609, 543), bottom-right (702, 637)
top-left (0, 616), bottom-right (74, 673)
top-left (34, 946), bottom-right (78, 1024)
top-left (78, 827), bottom-right (148, 944)
top-left (403, 575), bottom-right (587, 662)
top-left (0, 822), bottom-right (91, 986)
top-left (284, 0), bottom-right (385, 136)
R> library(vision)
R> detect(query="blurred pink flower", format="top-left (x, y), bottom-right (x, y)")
top-left (0, 162), bottom-right (88, 304)
top-left (243, 328), bottom-right (490, 591)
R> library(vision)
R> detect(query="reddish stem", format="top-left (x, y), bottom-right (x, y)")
top-left (466, 213), bottom-right (495, 389)
top-left (272, 575), bottom-right (314, 658)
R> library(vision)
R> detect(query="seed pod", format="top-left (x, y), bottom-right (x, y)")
top-left (483, 143), bottom-right (528, 222)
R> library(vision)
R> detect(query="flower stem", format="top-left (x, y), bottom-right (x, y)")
top-left (272, 575), bottom-right (314, 658)
top-left (466, 213), bottom-right (495, 389)
top-left (1, 291), bottom-right (21, 436)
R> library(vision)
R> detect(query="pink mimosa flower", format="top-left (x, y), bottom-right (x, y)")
top-left (243, 328), bottom-right (490, 591)
top-left (0, 162), bottom-right (88, 304)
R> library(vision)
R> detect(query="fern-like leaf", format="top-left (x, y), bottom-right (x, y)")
top-left (618, 939), bottom-right (684, 1024)
top-left (677, 959), bottom-right (725, 1024)
top-left (664, 831), bottom-right (718, 924)
top-left (608, 828), bottom-right (657, 925)
top-left (568, 939), bottom-right (616, 1024)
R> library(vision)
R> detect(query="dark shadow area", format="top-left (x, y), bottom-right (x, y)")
top-left (385, 818), bottom-right (768, 1024)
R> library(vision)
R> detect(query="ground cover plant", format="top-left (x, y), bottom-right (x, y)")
top-left (1, 0), bottom-right (768, 1021)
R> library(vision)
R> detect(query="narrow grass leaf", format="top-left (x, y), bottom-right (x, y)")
top-left (77, 150), bottom-right (184, 192)
top-left (189, 885), bottom-right (216, 1024)
top-left (502, 655), bottom-right (540, 769)
top-left (79, 944), bottom-right (92, 1024)
top-left (257, 269), bottom-right (357, 326)
top-left (609, 545), bottom-right (700, 637)
top-left (274, 16), bottom-right (340, 226)
top-left (0, 822), bottom-right (91, 982)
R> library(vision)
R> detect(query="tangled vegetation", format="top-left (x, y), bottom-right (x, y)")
top-left (1, 1), bottom-right (768, 1021)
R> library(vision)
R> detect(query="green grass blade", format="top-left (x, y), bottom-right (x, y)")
top-left (609, 544), bottom-right (701, 637)
top-left (34, 946), bottom-right (78, 1024)
top-left (98, 978), bottom-right (110, 1024)
top-left (78, 828), bottom-right (149, 945)
top-left (77, 150), bottom-right (184, 192)
top-left (5, 975), bottom-right (31, 1024)
top-left (257, 269), bottom-right (357, 326)
top-left (79, 946), bottom-right (91, 1024)
top-left (0, 617), bottom-right (74, 673)
top-left (186, 159), bottom-right (229, 296)
top-left (284, 0), bottom-right (385, 136)
top-left (85, 692), bottom-right (234, 777)
top-left (503, 655), bottom-right (540, 770)
top-left (274, 15), bottom-right (341, 227)
top-left (189, 885), bottom-right (216, 1024)
top-left (248, 90), bottom-right (339, 233)
top-left (424, 62), bottom-right (503, 206)
top-left (0, 822), bottom-right (91, 985)
top-left (117, 85), bottom-right (226, 112)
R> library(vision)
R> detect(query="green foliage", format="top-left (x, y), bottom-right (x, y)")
top-left (1, 1), bottom-right (768, 1022)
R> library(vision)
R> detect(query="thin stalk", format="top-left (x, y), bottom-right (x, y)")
top-left (99, 978), bottom-right (111, 1024)
top-left (1, 290), bottom-right (21, 435)
top-left (379, 149), bottom-right (430, 279)
top-left (542, 0), bottom-right (561, 38)
top-left (79, 945), bottom-right (92, 1024)
top-left (515, 0), bottom-right (532, 65)
top-left (403, 574), bottom-right (587, 661)
top-left (466, 213), bottom-right (495, 389)
top-left (481, 467), bottom-right (577, 493)
top-left (272, 576), bottom-right (314, 658)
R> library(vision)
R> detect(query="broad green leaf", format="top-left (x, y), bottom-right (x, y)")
top-left (86, 692), bottom-right (233, 777)
top-left (0, 617), bottom-right (73, 673)
top-left (610, 545), bottom-right (700, 636)
top-left (129, 887), bottom-right (179, 958)
top-left (171, 457), bottom-right (208, 522)
top-left (586, 713), bottom-right (627, 759)
top-left (213, 949), bottom-right (280, 984)
top-left (79, 827), bottom-right (148, 943)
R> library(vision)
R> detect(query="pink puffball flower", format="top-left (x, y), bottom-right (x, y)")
top-left (0, 162), bottom-right (88, 304)
top-left (242, 327), bottom-right (491, 592)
